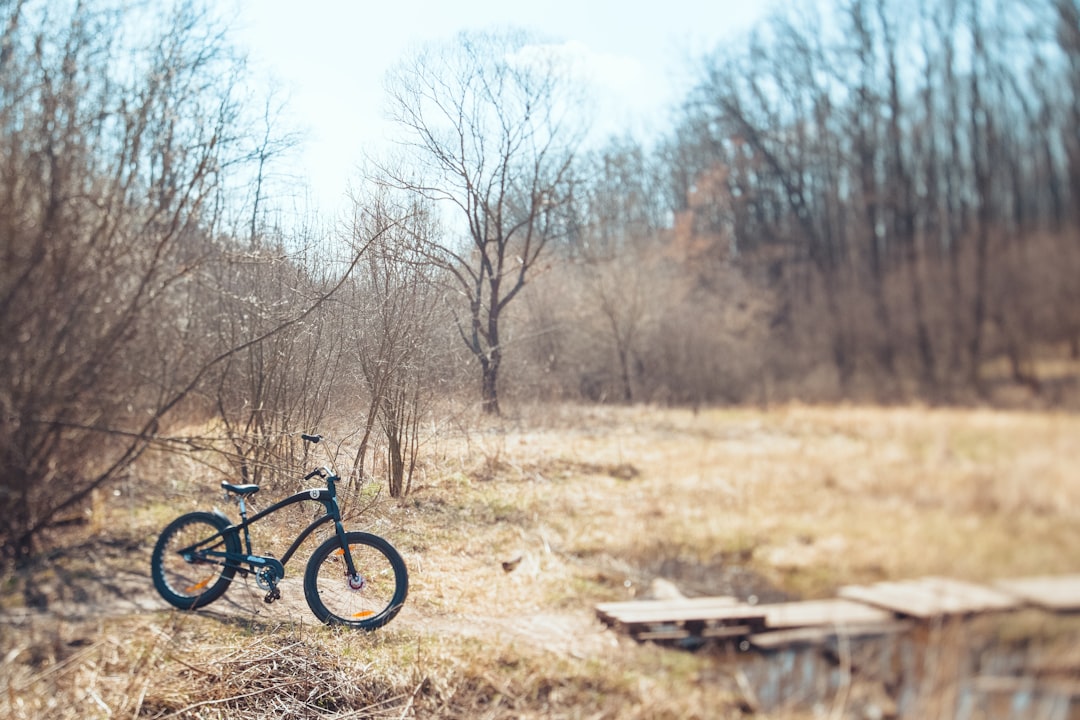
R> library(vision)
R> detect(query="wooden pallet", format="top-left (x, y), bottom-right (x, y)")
top-left (597, 597), bottom-right (901, 644)
top-left (598, 574), bottom-right (1080, 649)
top-left (838, 576), bottom-right (1021, 619)
top-left (597, 600), bottom-right (767, 641)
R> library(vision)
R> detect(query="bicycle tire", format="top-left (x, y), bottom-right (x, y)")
top-left (303, 532), bottom-right (408, 630)
top-left (151, 511), bottom-right (240, 610)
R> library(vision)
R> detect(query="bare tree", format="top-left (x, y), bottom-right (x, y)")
top-left (377, 29), bottom-right (585, 414)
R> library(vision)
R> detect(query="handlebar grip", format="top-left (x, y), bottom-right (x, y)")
top-left (301, 433), bottom-right (322, 444)
top-left (304, 468), bottom-right (324, 481)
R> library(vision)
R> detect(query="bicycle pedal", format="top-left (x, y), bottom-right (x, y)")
top-left (264, 587), bottom-right (281, 604)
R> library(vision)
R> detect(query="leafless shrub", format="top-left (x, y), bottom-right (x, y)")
top-left (0, 0), bottom-right (255, 560)
top-left (0, 0), bottom-right (356, 560)
top-left (201, 239), bottom-right (345, 490)
top-left (340, 187), bottom-right (451, 498)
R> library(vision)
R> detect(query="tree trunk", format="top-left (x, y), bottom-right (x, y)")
top-left (968, 8), bottom-right (991, 395)
top-left (617, 345), bottom-right (634, 403)
top-left (481, 351), bottom-right (501, 415)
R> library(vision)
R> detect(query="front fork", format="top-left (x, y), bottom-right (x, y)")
top-left (324, 486), bottom-right (360, 580)
top-left (333, 519), bottom-right (360, 579)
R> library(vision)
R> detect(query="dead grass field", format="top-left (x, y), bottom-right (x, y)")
top-left (3, 403), bottom-right (1080, 718)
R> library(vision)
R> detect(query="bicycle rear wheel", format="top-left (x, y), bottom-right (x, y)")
top-left (303, 532), bottom-right (408, 630)
top-left (151, 511), bottom-right (239, 610)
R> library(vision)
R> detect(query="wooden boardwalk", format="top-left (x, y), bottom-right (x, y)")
top-left (596, 574), bottom-right (1080, 649)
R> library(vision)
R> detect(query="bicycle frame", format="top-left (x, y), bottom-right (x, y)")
top-left (180, 479), bottom-right (358, 581)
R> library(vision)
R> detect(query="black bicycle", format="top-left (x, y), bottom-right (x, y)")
top-left (150, 433), bottom-right (408, 629)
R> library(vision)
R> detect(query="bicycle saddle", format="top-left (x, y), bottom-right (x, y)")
top-left (221, 482), bottom-right (260, 496)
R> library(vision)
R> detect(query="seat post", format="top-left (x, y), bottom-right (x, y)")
top-left (236, 495), bottom-right (254, 554)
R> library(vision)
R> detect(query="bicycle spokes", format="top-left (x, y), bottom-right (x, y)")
top-left (305, 536), bottom-right (406, 628)
top-left (151, 512), bottom-right (240, 610)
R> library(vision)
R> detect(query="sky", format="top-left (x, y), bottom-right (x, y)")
top-left (229, 0), bottom-right (771, 216)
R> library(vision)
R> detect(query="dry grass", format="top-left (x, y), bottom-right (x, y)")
top-left (3, 403), bottom-right (1080, 718)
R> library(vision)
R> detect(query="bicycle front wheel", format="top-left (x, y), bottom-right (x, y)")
top-left (151, 511), bottom-right (239, 610)
top-left (303, 532), bottom-right (408, 630)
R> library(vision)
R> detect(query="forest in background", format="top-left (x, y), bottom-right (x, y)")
top-left (523, 0), bottom-right (1080, 408)
top-left (2, 0), bottom-right (1079, 560)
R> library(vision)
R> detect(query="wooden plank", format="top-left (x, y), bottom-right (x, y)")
top-left (630, 622), bottom-right (753, 642)
top-left (839, 577), bottom-right (1019, 619)
top-left (762, 599), bottom-right (895, 629)
top-left (595, 596), bottom-right (739, 624)
top-left (839, 582), bottom-right (939, 618)
top-left (749, 620), bottom-right (913, 650)
top-left (600, 604), bottom-right (768, 625)
top-left (596, 596), bottom-right (738, 616)
top-left (635, 625), bottom-right (691, 641)
top-left (918, 577), bottom-right (1021, 611)
top-left (994, 575), bottom-right (1080, 611)
top-left (842, 578), bottom-right (986, 618)
top-left (701, 623), bottom-right (753, 639)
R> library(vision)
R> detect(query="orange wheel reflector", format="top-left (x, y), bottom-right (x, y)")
top-left (352, 610), bottom-right (375, 618)
top-left (185, 578), bottom-right (211, 592)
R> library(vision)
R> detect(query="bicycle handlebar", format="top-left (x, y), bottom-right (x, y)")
top-left (301, 433), bottom-right (338, 485)
top-left (303, 465), bottom-right (338, 481)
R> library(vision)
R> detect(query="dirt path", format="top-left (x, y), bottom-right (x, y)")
top-left (0, 541), bottom-right (620, 663)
